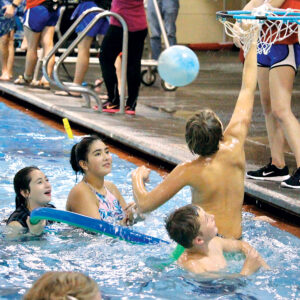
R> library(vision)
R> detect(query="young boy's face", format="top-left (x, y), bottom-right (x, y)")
top-left (196, 206), bottom-right (218, 241)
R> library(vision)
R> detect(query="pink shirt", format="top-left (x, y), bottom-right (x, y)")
top-left (110, 0), bottom-right (147, 32)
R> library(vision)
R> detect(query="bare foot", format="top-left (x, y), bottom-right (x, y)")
top-left (94, 78), bottom-right (104, 93)
top-left (0, 74), bottom-right (11, 81)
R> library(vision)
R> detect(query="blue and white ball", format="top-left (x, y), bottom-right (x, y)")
top-left (158, 45), bottom-right (200, 87)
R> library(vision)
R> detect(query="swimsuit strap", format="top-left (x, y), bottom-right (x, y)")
top-left (83, 179), bottom-right (106, 198)
top-left (103, 186), bottom-right (117, 202)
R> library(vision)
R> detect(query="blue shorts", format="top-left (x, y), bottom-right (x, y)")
top-left (0, 16), bottom-right (14, 37)
top-left (0, 0), bottom-right (15, 37)
top-left (258, 44), bottom-right (300, 72)
top-left (23, 5), bottom-right (59, 33)
top-left (71, 1), bottom-right (109, 37)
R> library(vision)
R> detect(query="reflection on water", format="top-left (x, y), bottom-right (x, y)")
top-left (0, 102), bottom-right (300, 300)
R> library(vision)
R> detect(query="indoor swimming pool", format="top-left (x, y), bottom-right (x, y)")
top-left (0, 101), bottom-right (299, 299)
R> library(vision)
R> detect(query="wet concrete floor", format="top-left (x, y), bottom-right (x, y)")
top-left (0, 50), bottom-right (299, 216)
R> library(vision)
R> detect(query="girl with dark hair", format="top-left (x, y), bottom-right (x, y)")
top-left (6, 166), bottom-right (55, 235)
top-left (66, 135), bottom-right (135, 225)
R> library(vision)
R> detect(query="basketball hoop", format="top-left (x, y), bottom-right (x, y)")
top-left (216, 4), bottom-right (300, 55)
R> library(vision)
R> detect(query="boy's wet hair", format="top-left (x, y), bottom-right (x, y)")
top-left (70, 135), bottom-right (103, 175)
top-left (166, 204), bottom-right (201, 248)
top-left (14, 166), bottom-right (40, 209)
top-left (185, 109), bottom-right (223, 157)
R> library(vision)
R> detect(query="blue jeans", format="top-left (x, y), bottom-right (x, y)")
top-left (147, 0), bottom-right (179, 60)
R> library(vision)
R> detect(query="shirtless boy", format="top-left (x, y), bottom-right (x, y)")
top-left (166, 204), bottom-right (270, 275)
top-left (132, 32), bottom-right (258, 239)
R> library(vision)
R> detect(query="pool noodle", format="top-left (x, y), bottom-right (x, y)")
top-left (171, 244), bottom-right (185, 260)
top-left (30, 207), bottom-right (169, 245)
top-left (155, 244), bottom-right (185, 269)
top-left (62, 118), bottom-right (73, 139)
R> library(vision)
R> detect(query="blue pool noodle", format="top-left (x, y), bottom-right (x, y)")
top-left (30, 207), bottom-right (169, 245)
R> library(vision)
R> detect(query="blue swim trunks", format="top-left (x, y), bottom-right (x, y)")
top-left (71, 1), bottom-right (109, 37)
top-left (23, 5), bottom-right (59, 33)
top-left (258, 44), bottom-right (300, 72)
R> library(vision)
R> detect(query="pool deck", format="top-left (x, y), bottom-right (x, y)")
top-left (1, 52), bottom-right (300, 216)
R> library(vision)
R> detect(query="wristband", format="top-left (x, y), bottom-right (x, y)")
top-left (12, 2), bottom-right (19, 8)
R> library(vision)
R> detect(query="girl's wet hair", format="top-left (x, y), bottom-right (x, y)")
top-left (70, 135), bottom-right (103, 174)
top-left (14, 166), bottom-right (40, 209)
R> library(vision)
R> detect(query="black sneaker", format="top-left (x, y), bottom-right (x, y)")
top-left (281, 167), bottom-right (300, 189)
top-left (246, 160), bottom-right (290, 182)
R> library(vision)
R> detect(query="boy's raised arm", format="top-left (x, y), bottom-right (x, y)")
top-left (224, 33), bottom-right (258, 143)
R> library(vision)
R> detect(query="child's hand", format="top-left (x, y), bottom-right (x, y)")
top-left (132, 166), bottom-right (151, 183)
top-left (240, 248), bottom-right (270, 276)
top-left (124, 202), bottom-right (136, 225)
top-left (26, 217), bottom-right (46, 236)
top-left (122, 202), bottom-right (145, 226)
top-left (3, 5), bottom-right (15, 18)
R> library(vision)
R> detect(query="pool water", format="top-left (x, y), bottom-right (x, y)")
top-left (0, 101), bottom-right (299, 300)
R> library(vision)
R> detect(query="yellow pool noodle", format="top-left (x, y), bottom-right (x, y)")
top-left (62, 118), bottom-right (74, 139)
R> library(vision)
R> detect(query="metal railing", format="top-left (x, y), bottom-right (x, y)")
top-left (42, 7), bottom-right (128, 113)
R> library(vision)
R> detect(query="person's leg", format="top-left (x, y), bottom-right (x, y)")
top-left (126, 29), bottom-right (148, 111)
top-left (93, 34), bottom-right (106, 94)
top-left (258, 67), bottom-right (286, 168)
top-left (96, 34), bottom-right (104, 48)
top-left (0, 32), bottom-right (11, 80)
top-left (100, 26), bottom-right (122, 105)
top-left (269, 66), bottom-right (300, 168)
top-left (20, 36), bottom-right (28, 50)
top-left (115, 54), bottom-right (122, 94)
top-left (147, 0), bottom-right (162, 60)
top-left (161, 0), bottom-right (179, 47)
top-left (7, 29), bottom-right (15, 79)
top-left (23, 26), bottom-right (41, 81)
top-left (74, 35), bottom-right (93, 85)
top-left (246, 66), bottom-right (290, 181)
top-left (40, 25), bottom-right (56, 82)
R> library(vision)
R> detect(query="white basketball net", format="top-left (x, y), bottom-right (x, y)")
top-left (218, 4), bottom-right (300, 55)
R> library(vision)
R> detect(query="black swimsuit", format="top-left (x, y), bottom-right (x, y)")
top-left (6, 203), bottom-right (55, 228)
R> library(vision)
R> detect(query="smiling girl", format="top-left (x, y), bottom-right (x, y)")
top-left (6, 166), bottom-right (55, 235)
top-left (66, 135), bottom-right (135, 225)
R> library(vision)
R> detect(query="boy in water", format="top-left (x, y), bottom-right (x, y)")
top-left (132, 31), bottom-right (259, 239)
top-left (166, 204), bottom-right (270, 275)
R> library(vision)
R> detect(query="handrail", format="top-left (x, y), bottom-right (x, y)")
top-left (54, 11), bottom-right (109, 112)
top-left (42, 8), bottom-right (128, 114)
